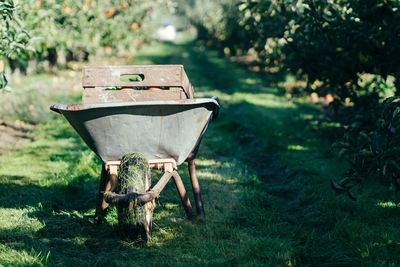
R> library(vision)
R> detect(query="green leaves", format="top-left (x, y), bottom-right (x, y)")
top-left (1, 0), bottom-right (176, 89)
top-left (0, 1), bottom-right (18, 18)
top-left (0, 0), bottom-right (31, 90)
top-left (0, 0), bottom-right (175, 76)
top-left (189, 0), bottom-right (400, 102)
top-left (0, 0), bottom-right (31, 56)
top-left (0, 71), bottom-right (7, 89)
top-left (332, 96), bottom-right (400, 200)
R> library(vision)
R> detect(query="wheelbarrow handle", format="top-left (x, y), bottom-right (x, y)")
top-left (103, 171), bottom-right (195, 220)
top-left (104, 171), bottom-right (174, 205)
top-left (104, 191), bottom-right (155, 205)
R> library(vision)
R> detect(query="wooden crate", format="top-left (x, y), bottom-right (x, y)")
top-left (82, 65), bottom-right (194, 103)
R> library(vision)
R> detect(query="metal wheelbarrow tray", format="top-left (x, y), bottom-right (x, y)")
top-left (51, 65), bottom-right (219, 239)
top-left (50, 99), bottom-right (218, 165)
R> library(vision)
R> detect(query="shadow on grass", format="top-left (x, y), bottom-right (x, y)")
top-left (0, 158), bottom-right (247, 265)
top-left (1, 40), bottom-right (399, 265)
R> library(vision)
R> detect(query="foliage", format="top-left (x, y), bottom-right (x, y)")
top-left (185, 0), bottom-right (400, 203)
top-left (188, 0), bottom-right (400, 103)
top-left (7, 0), bottom-right (177, 73)
top-left (186, 0), bottom-right (247, 53)
top-left (0, 0), bottom-right (31, 89)
top-left (332, 96), bottom-right (400, 200)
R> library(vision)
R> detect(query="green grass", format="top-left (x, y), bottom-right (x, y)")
top-left (0, 40), bottom-right (399, 266)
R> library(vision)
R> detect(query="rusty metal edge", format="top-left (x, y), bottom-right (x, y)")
top-left (50, 98), bottom-right (219, 116)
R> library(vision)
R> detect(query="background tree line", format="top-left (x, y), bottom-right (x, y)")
top-left (1, 0), bottom-right (178, 80)
top-left (185, 0), bottom-right (400, 199)
top-left (187, 0), bottom-right (400, 103)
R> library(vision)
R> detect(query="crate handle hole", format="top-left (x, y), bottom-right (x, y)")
top-left (120, 74), bottom-right (144, 82)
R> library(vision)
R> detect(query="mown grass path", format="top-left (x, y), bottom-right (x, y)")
top-left (0, 40), bottom-right (399, 266)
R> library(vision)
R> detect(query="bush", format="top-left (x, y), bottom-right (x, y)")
top-left (332, 96), bottom-right (400, 200)
top-left (0, 0), bottom-right (31, 88)
top-left (7, 0), bottom-right (176, 73)
top-left (188, 0), bottom-right (400, 103)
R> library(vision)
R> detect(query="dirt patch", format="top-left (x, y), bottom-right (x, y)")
top-left (0, 121), bottom-right (34, 153)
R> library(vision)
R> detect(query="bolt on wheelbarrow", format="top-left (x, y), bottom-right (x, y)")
top-left (50, 65), bottom-right (219, 240)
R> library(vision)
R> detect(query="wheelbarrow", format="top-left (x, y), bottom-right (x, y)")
top-left (50, 65), bottom-right (219, 240)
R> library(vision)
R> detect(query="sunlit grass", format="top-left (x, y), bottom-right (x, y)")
top-left (0, 38), bottom-right (399, 266)
top-left (377, 201), bottom-right (400, 208)
top-left (287, 145), bottom-right (309, 151)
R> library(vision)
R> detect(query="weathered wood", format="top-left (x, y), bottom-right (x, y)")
top-left (171, 171), bottom-right (195, 220)
top-left (82, 65), bottom-right (194, 98)
top-left (94, 164), bottom-right (110, 224)
top-left (82, 87), bottom-right (185, 103)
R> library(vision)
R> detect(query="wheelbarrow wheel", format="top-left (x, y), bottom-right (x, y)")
top-left (117, 199), bottom-right (153, 241)
top-left (116, 153), bottom-right (153, 241)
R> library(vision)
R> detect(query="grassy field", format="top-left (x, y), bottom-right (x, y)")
top-left (0, 39), bottom-right (399, 266)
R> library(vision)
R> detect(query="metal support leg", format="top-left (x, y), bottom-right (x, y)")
top-left (171, 171), bottom-right (195, 220)
top-left (94, 164), bottom-right (118, 224)
top-left (188, 159), bottom-right (205, 216)
top-left (94, 164), bottom-right (109, 224)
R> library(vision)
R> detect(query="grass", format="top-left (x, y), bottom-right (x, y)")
top-left (0, 39), bottom-right (399, 266)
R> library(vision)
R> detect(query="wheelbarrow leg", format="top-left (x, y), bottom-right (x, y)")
top-left (171, 171), bottom-right (195, 220)
top-left (188, 159), bottom-right (205, 216)
top-left (95, 164), bottom-right (109, 224)
top-left (94, 163), bottom-right (118, 224)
